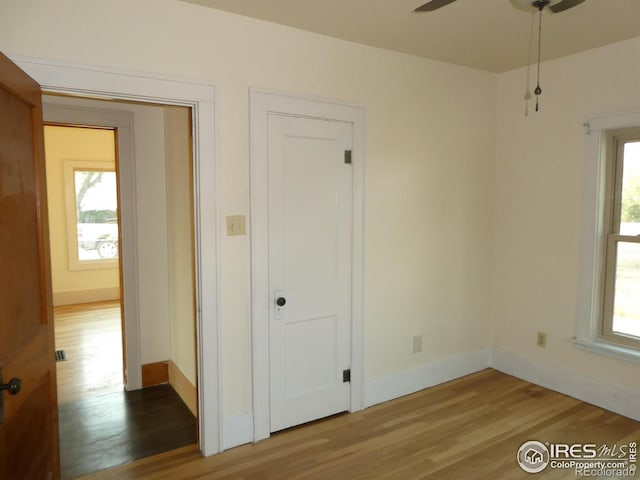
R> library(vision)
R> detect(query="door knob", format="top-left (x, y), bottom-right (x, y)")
top-left (0, 377), bottom-right (21, 396)
top-left (276, 297), bottom-right (286, 307)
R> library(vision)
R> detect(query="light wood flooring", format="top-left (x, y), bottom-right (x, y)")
top-left (78, 368), bottom-right (640, 480)
top-left (54, 301), bottom-right (124, 404)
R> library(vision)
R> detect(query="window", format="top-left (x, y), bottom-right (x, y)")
top-left (601, 131), bottom-right (640, 347)
top-left (44, 123), bottom-right (119, 271)
top-left (63, 159), bottom-right (119, 271)
top-left (577, 113), bottom-right (640, 361)
top-left (73, 169), bottom-right (119, 261)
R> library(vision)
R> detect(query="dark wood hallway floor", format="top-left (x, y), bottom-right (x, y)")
top-left (54, 302), bottom-right (197, 479)
top-left (58, 384), bottom-right (197, 480)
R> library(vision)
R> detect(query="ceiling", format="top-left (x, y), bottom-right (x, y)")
top-left (181, 0), bottom-right (640, 73)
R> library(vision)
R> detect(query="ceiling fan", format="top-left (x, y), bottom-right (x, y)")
top-left (413, 0), bottom-right (587, 112)
top-left (414, 0), bottom-right (586, 13)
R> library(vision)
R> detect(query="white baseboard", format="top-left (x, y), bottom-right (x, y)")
top-left (220, 346), bottom-right (640, 451)
top-left (364, 348), bottom-right (492, 408)
top-left (224, 413), bottom-right (253, 450)
top-left (221, 350), bottom-right (491, 450)
top-left (53, 287), bottom-right (120, 306)
top-left (491, 346), bottom-right (640, 422)
top-left (168, 360), bottom-right (197, 417)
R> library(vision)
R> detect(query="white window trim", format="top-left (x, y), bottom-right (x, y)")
top-left (63, 160), bottom-right (119, 271)
top-left (576, 110), bottom-right (640, 362)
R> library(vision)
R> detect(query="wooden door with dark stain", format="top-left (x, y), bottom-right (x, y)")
top-left (0, 52), bottom-right (59, 480)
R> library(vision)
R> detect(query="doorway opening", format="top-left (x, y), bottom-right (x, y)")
top-left (43, 98), bottom-right (199, 479)
top-left (44, 124), bottom-right (124, 404)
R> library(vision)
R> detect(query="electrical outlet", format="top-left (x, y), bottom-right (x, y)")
top-left (536, 331), bottom-right (547, 348)
top-left (412, 335), bottom-right (423, 354)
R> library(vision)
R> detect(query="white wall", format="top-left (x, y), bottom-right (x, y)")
top-left (493, 38), bottom-right (640, 394)
top-left (0, 0), bottom-right (497, 418)
top-left (164, 105), bottom-right (197, 386)
top-left (131, 104), bottom-right (172, 365)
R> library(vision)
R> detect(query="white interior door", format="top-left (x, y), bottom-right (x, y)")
top-left (268, 113), bottom-right (353, 432)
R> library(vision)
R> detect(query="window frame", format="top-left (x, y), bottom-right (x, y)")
top-left (600, 130), bottom-right (640, 349)
top-left (64, 159), bottom-right (119, 271)
top-left (576, 112), bottom-right (640, 362)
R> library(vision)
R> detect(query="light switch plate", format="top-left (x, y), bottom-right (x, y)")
top-left (226, 215), bottom-right (246, 236)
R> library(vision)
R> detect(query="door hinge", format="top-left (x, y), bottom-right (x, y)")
top-left (344, 150), bottom-right (352, 164)
top-left (342, 369), bottom-right (351, 383)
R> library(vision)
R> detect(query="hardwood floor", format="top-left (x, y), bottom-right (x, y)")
top-left (54, 302), bottom-right (197, 479)
top-left (54, 301), bottom-right (124, 404)
top-left (59, 384), bottom-right (197, 480)
top-left (78, 369), bottom-right (640, 479)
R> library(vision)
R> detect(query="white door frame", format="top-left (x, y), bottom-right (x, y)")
top-left (249, 90), bottom-right (366, 441)
top-left (42, 103), bottom-right (142, 390)
top-left (10, 55), bottom-right (222, 456)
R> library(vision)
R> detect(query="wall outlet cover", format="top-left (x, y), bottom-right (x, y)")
top-left (536, 331), bottom-right (547, 348)
top-left (412, 335), bottom-right (423, 354)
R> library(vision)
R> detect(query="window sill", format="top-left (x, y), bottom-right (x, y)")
top-left (573, 337), bottom-right (640, 364)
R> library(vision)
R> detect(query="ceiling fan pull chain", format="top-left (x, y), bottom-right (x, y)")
top-left (534, 5), bottom-right (544, 112)
top-left (523, 10), bottom-right (536, 117)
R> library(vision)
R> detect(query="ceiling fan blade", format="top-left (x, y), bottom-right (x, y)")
top-left (548, 0), bottom-right (586, 13)
top-left (414, 0), bottom-right (457, 12)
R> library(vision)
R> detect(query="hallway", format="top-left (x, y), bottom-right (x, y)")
top-left (54, 302), bottom-right (197, 479)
